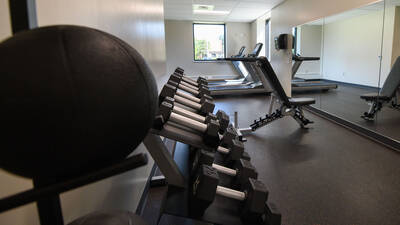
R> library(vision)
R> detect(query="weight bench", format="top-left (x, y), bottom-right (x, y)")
top-left (224, 57), bottom-right (315, 137)
top-left (361, 57), bottom-right (400, 120)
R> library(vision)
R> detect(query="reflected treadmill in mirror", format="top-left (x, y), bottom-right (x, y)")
top-left (292, 54), bottom-right (338, 92)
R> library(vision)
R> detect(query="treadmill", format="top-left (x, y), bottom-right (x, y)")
top-left (292, 54), bottom-right (338, 92)
top-left (207, 46), bottom-right (247, 86)
top-left (209, 43), bottom-right (272, 96)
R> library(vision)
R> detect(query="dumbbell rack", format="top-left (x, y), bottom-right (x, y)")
top-left (147, 68), bottom-right (281, 225)
top-left (145, 124), bottom-right (264, 225)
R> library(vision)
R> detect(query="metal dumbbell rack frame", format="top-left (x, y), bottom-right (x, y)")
top-left (0, 154), bottom-right (148, 225)
top-left (144, 120), bottom-right (265, 225)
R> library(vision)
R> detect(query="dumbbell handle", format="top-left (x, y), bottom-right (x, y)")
top-left (212, 163), bottom-right (236, 176)
top-left (169, 110), bottom-right (238, 156)
top-left (177, 83), bottom-right (200, 96)
top-left (169, 110), bottom-right (235, 154)
top-left (217, 146), bottom-right (230, 154)
top-left (216, 185), bottom-right (246, 201)
top-left (176, 89), bottom-right (201, 103)
top-left (182, 76), bottom-right (200, 87)
top-left (174, 95), bottom-right (201, 111)
top-left (173, 105), bottom-right (205, 122)
top-left (181, 80), bottom-right (199, 91)
top-left (169, 111), bottom-right (207, 133)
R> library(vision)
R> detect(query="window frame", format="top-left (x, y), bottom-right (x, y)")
top-left (292, 27), bottom-right (299, 55)
top-left (192, 23), bottom-right (226, 62)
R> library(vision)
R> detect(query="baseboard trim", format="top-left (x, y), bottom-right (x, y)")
top-left (321, 79), bottom-right (380, 91)
top-left (304, 106), bottom-right (400, 152)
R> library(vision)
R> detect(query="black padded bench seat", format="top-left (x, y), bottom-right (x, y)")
top-left (289, 97), bottom-right (316, 106)
top-left (360, 93), bottom-right (392, 101)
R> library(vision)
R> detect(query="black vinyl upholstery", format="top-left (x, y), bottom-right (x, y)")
top-left (361, 57), bottom-right (400, 101)
top-left (257, 57), bottom-right (315, 107)
top-left (289, 97), bottom-right (316, 106)
top-left (360, 92), bottom-right (392, 101)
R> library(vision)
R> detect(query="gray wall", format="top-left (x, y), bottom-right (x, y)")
top-left (0, 0), bottom-right (166, 224)
top-left (165, 20), bottom-right (252, 79)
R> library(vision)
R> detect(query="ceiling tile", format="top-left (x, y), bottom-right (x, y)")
top-left (164, 0), bottom-right (284, 22)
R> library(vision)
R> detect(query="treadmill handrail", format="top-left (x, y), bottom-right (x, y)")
top-left (224, 57), bottom-right (290, 105)
top-left (220, 57), bottom-right (257, 62)
top-left (292, 54), bottom-right (320, 61)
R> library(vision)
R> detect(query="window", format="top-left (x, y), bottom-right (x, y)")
top-left (193, 23), bottom-right (226, 61)
top-left (292, 27), bottom-right (299, 55)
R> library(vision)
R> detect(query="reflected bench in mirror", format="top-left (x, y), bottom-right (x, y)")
top-left (361, 57), bottom-right (400, 120)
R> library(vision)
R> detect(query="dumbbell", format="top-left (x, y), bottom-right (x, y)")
top-left (168, 79), bottom-right (210, 99)
top-left (169, 73), bottom-right (208, 92)
top-left (190, 136), bottom-right (247, 164)
top-left (158, 100), bottom-right (245, 153)
top-left (175, 67), bottom-right (208, 86)
top-left (263, 202), bottom-right (282, 225)
top-left (160, 84), bottom-right (214, 115)
top-left (163, 96), bottom-right (229, 133)
top-left (220, 125), bottom-right (239, 147)
top-left (157, 101), bottom-right (220, 147)
top-left (191, 165), bottom-right (268, 221)
top-left (192, 150), bottom-right (257, 188)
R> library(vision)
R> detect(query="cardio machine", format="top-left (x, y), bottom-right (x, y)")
top-left (291, 54), bottom-right (338, 92)
top-left (208, 43), bottom-right (272, 96)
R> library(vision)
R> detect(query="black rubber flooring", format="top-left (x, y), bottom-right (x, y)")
top-left (293, 83), bottom-right (400, 140)
top-left (142, 94), bottom-right (400, 225)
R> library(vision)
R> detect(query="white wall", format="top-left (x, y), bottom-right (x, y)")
top-left (380, 5), bottom-right (397, 85)
top-left (263, 0), bottom-right (380, 96)
top-left (250, 21), bottom-right (257, 51)
top-left (250, 12), bottom-right (272, 58)
top-left (0, 0), bottom-right (165, 224)
top-left (322, 10), bottom-right (384, 87)
top-left (0, 0), bottom-right (11, 41)
top-left (165, 20), bottom-right (251, 78)
top-left (296, 25), bottom-right (323, 79)
top-left (391, 6), bottom-right (400, 65)
top-left (36, 0), bottom-right (166, 85)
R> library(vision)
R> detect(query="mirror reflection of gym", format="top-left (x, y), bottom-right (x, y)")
top-left (291, 0), bottom-right (400, 141)
top-left (371, 0), bottom-right (400, 141)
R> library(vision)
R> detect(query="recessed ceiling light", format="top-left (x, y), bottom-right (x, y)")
top-left (193, 4), bottom-right (214, 11)
top-left (193, 10), bottom-right (230, 15)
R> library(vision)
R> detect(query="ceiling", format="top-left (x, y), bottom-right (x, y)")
top-left (164, 0), bottom-right (285, 22)
top-left (306, 0), bottom-right (400, 26)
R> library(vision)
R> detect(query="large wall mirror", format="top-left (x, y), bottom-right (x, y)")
top-left (292, 0), bottom-right (400, 146)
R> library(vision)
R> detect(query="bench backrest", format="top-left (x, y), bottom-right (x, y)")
top-left (381, 56), bottom-right (400, 98)
top-left (257, 57), bottom-right (290, 105)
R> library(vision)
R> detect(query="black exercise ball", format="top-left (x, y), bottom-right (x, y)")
top-left (0, 25), bottom-right (158, 179)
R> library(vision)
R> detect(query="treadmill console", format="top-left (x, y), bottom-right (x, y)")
top-left (248, 43), bottom-right (263, 57)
